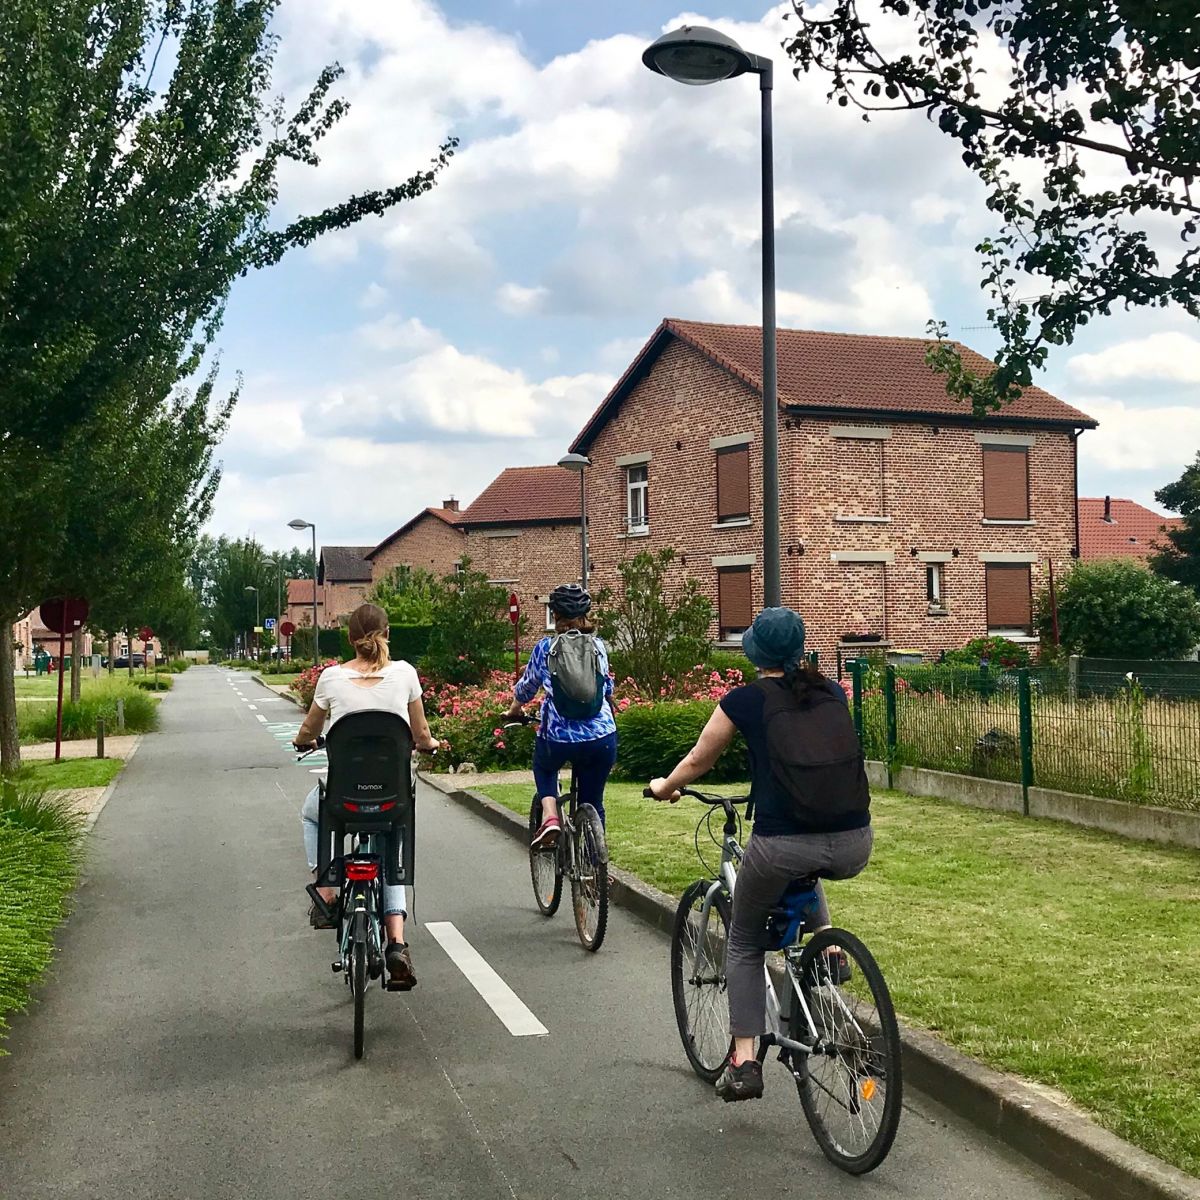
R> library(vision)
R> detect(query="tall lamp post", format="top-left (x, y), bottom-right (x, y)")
top-left (288, 519), bottom-right (319, 663)
top-left (244, 585), bottom-right (259, 659)
top-left (643, 25), bottom-right (780, 607)
top-left (558, 453), bottom-right (590, 590)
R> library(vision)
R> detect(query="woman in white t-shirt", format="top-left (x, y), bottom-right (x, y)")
top-left (293, 603), bottom-right (438, 990)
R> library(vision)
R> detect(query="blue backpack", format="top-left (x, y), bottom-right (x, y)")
top-left (548, 631), bottom-right (605, 721)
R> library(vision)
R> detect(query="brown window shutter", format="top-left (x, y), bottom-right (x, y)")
top-left (985, 564), bottom-right (1032, 631)
top-left (718, 567), bottom-right (753, 634)
top-left (716, 446), bottom-right (751, 521)
top-left (982, 446), bottom-right (1030, 519)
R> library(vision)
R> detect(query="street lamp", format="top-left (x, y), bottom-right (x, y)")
top-left (288, 519), bottom-right (319, 663)
top-left (643, 25), bottom-right (780, 607)
top-left (558, 453), bottom-right (591, 590)
top-left (244, 585), bottom-right (259, 660)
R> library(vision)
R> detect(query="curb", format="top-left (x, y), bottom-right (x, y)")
top-left (421, 773), bottom-right (1200, 1200)
top-left (250, 675), bottom-right (303, 708)
top-left (83, 734), bottom-right (144, 836)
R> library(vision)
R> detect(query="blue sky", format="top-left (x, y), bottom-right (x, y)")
top-left (208, 0), bottom-right (1200, 553)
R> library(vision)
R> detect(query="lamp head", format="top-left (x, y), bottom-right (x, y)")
top-left (558, 453), bottom-right (591, 472)
top-left (287, 518), bottom-right (311, 531)
top-left (642, 25), bottom-right (754, 85)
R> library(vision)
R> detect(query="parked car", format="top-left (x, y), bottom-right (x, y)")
top-left (112, 654), bottom-right (146, 669)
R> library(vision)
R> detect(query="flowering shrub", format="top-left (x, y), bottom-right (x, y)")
top-left (289, 660), bottom-right (340, 709)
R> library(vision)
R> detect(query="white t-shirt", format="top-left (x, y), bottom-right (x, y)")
top-left (312, 660), bottom-right (423, 730)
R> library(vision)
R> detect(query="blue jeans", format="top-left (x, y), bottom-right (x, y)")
top-left (301, 786), bottom-right (407, 917)
top-left (532, 732), bottom-right (617, 827)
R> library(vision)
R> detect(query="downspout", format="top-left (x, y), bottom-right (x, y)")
top-left (1070, 429), bottom-right (1082, 558)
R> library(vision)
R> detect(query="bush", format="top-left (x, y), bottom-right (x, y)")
top-left (614, 701), bottom-right (748, 784)
top-left (289, 660), bottom-right (340, 709)
top-left (132, 674), bottom-right (173, 691)
top-left (16, 680), bottom-right (160, 742)
top-left (942, 636), bottom-right (1032, 669)
top-left (705, 647), bottom-right (750, 676)
top-left (423, 562), bottom-right (512, 686)
top-left (259, 659), bottom-right (313, 675)
top-left (168, 658), bottom-right (191, 673)
top-left (1, 777), bottom-right (86, 844)
top-left (422, 673), bottom-right (535, 772)
top-left (390, 624), bottom-right (432, 664)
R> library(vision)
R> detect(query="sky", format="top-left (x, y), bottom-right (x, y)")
top-left (206, 0), bottom-right (1200, 554)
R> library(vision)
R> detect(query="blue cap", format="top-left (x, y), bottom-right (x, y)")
top-left (742, 607), bottom-right (806, 673)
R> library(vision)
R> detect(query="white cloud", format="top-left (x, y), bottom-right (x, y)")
top-left (358, 282), bottom-right (388, 310)
top-left (356, 313), bottom-right (442, 355)
top-left (1068, 332), bottom-right (1200, 387)
top-left (1076, 396), bottom-right (1200, 472)
top-left (497, 282), bottom-right (551, 316)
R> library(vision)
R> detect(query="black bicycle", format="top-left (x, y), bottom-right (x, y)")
top-left (651, 785), bottom-right (903, 1175)
top-left (505, 715), bottom-right (609, 951)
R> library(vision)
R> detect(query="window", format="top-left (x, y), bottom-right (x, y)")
top-left (545, 604), bottom-right (556, 632)
top-left (982, 445), bottom-right (1030, 520)
top-left (715, 445), bottom-right (751, 523)
top-left (717, 567), bottom-right (753, 641)
top-left (926, 564), bottom-right (946, 613)
top-left (626, 464), bottom-right (649, 533)
top-left (985, 564), bottom-right (1032, 634)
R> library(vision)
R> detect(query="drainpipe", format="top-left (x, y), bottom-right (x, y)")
top-left (1071, 430), bottom-right (1082, 558)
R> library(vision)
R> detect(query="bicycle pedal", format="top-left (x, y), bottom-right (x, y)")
top-left (385, 979), bottom-right (417, 993)
top-left (331, 960), bottom-right (343, 973)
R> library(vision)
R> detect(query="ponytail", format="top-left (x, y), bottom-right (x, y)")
top-left (346, 603), bottom-right (391, 670)
top-left (784, 659), bottom-right (826, 707)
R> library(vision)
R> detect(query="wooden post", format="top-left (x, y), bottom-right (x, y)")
top-left (97, 717), bottom-right (106, 760)
top-left (1018, 669), bottom-right (1034, 816)
top-left (116, 698), bottom-right (125, 734)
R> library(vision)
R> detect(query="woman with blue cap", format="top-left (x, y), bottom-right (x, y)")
top-left (649, 607), bottom-right (872, 1103)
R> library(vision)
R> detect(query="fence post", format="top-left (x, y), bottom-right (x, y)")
top-left (850, 659), bottom-right (864, 742)
top-left (1067, 654), bottom-right (1080, 703)
top-left (116, 698), bottom-right (125, 734)
top-left (96, 717), bottom-right (105, 760)
top-left (884, 665), bottom-right (898, 789)
top-left (1018, 668), bottom-right (1034, 816)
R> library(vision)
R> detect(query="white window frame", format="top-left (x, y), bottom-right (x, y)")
top-left (545, 604), bottom-right (556, 632)
top-left (626, 464), bottom-right (649, 534)
top-left (926, 563), bottom-right (946, 613)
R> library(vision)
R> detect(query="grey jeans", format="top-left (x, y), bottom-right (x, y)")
top-left (726, 826), bottom-right (874, 1037)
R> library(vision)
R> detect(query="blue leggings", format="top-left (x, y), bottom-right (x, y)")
top-left (533, 732), bottom-right (617, 827)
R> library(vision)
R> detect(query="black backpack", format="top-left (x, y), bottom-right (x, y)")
top-left (754, 679), bottom-right (870, 823)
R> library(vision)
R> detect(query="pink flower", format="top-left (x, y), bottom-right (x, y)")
top-left (493, 727), bottom-right (503, 737)
top-left (495, 740), bottom-right (506, 750)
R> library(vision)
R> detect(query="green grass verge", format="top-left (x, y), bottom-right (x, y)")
top-left (481, 780), bottom-right (1200, 1176)
top-left (0, 780), bottom-right (85, 1047)
top-left (257, 672), bottom-right (303, 688)
top-left (16, 679), bottom-right (159, 744)
top-left (20, 759), bottom-right (124, 791)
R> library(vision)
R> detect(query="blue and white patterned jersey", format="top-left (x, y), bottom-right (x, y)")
top-left (515, 635), bottom-right (616, 743)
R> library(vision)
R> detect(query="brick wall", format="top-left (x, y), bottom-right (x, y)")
top-left (463, 523), bottom-right (584, 638)
top-left (324, 580), bottom-right (371, 625)
top-left (583, 338), bottom-right (1078, 669)
top-left (369, 514), bottom-right (466, 586)
top-left (286, 594), bottom-right (326, 632)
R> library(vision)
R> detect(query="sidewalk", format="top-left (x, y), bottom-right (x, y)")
top-left (23, 735), bottom-right (140, 761)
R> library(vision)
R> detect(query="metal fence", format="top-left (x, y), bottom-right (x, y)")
top-left (847, 659), bottom-right (1200, 813)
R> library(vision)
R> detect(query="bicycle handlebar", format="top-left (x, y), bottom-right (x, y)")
top-left (642, 785), bottom-right (749, 806)
top-left (295, 735), bottom-right (326, 759)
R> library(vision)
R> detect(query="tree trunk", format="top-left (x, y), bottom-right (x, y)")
top-left (127, 628), bottom-right (134, 678)
top-left (107, 634), bottom-right (115, 675)
top-left (0, 613), bottom-right (21, 775)
top-left (70, 626), bottom-right (83, 703)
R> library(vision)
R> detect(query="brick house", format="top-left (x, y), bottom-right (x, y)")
top-left (285, 578), bottom-right (326, 632)
top-left (366, 501), bottom-right (466, 586)
top-left (570, 318), bottom-right (1097, 669)
top-left (457, 466), bottom-right (585, 634)
top-left (318, 546), bottom-right (374, 624)
top-left (1078, 496), bottom-right (1182, 561)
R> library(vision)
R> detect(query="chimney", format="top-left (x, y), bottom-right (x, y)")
top-left (443, 497), bottom-right (460, 512)
top-left (1103, 495), bottom-right (1113, 523)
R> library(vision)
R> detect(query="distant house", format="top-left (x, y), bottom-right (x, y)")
top-left (11, 608), bottom-right (95, 668)
top-left (285, 578), bottom-right (326, 631)
top-left (457, 466), bottom-right (584, 632)
top-left (570, 317), bottom-right (1097, 667)
top-left (366, 500), bottom-right (466, 586)
top-left (1078, 496), bottom-right (1182, 562)
top-left (319, 546), bottom-right (374, 624)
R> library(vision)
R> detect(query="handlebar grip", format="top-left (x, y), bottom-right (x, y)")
top-left (643, 787), bottom-right (655, 798)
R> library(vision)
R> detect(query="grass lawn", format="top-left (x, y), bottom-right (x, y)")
top-left (257, 673), bottom-right (302, 688)
top-left (482, 780), bottom-right (1200, 1176)
top-left (20, 758), bottom-right (123, 791)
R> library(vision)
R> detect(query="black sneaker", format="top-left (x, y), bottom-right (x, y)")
top-left (386, 942), bottom-right (417, 990)
top-left (715, 1058), bottom-right (764, 1102)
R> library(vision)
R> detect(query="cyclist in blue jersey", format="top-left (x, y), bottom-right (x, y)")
top-left (505, 584), bottom-right (617, 848)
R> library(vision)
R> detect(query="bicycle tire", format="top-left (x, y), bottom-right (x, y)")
top-left (790, 927), bottom-right (902, 1175)
top-left (670, 880), bottom-right (732, 1082)
top-left (570, 804), bottom-right (608, 952)
top-left (528, 797), bottom-right (563, 916)
top-left (351, 911), bottom-right (367, 1061)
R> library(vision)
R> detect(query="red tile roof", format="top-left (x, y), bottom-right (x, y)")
top-left (1078, 498), bottom-right (1182, 560)
top-left (458, 466), bottom-right (581, 527)
top-left (365, 507), bottom-right (464, 560)
top-left (573, 319), bottom-right (1095, 450)
top-left (287, 579), bottom-right (323, 605)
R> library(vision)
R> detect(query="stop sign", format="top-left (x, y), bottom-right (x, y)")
top-left (280, 620), bottom-right (296, 637)
top-left (39, 597), bottom-right (89, 635)
top-left (138, 626), bottom-right (154, 642)
top-left (508, 593), bottom-right (520, 626)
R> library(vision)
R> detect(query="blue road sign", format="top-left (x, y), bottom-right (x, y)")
top-left (264, 617), bottom-right (276, 630)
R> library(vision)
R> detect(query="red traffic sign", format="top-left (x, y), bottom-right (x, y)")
top-left (508, 592), bottom-right (520, 626)
top-left (39, 597), bottom-right (89, 636)
top-left (280, 620), bottom-right (296, 637)
top-left (138, 626), bottom-right (154, 642)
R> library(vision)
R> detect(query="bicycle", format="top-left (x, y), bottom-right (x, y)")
top-left (299, 716), bottom-right (420, 1060)
top-left (505, 715), bottom-right (609, 952)
top-left (649, 785), bottom-right (902, 1175)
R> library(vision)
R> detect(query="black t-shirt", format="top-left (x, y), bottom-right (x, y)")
top-left (719, 677), bottom-right (872, 837)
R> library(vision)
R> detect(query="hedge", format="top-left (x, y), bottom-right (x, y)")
top-left (390, 624), bottom-right (432, 663)
top-left (613, 701), bottom-right (749, 783)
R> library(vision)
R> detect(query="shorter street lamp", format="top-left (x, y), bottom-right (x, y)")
top-left (288, 519), bottom-right (319, 662)
top-left (244, 586), bottom-right (259, 659)
top-left (558, 453), bottom-right (590, 590)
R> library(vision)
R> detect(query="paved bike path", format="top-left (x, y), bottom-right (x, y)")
top-left (0, 668), bottom-right (1085, 1199)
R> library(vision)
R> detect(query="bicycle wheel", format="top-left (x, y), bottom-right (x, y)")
top-left (570, 804), bottom-right (608, 952)
top-left (670, 880), bottom-right (732, 1082)
top-left (790, 927), bottom-right (902, 1174)
top-left (350, 911), bottom-right (367, 1061)
top-left (528, 797), bottom-right (562, 916)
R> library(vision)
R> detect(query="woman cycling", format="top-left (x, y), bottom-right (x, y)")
top-left (648, 607), bottom-right (872, 1103)
top-left (293, 603), bottom-right (439, 990)
top-left (505, 583), bottom-right (617, 847)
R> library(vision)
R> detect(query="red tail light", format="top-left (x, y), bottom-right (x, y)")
top-left (342, 801), bottom-right (395, 813)
top-left (345, 861), bottom-right (379, 882)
